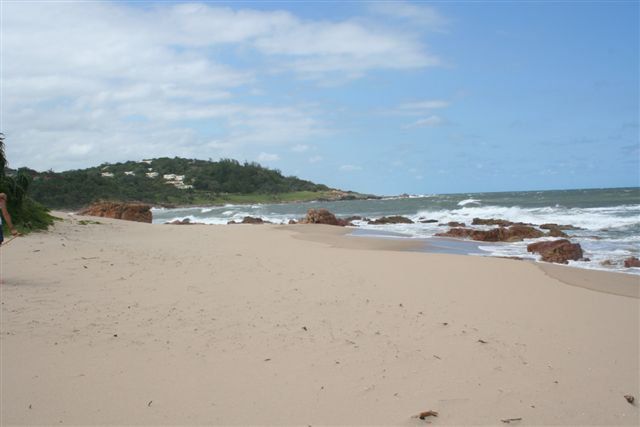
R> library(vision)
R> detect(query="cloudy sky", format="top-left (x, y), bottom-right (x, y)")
top-left (1, 1), bottom-right (638, 194)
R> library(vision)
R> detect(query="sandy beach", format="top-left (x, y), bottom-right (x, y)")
top-left (1, 213), bottom-right (638, 425)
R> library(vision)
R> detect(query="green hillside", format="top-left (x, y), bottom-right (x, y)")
top-left (25, 157), bottom-right (373, 209)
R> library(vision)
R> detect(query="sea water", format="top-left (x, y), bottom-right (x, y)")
top-left (152, 187), bottom-right (640, 275)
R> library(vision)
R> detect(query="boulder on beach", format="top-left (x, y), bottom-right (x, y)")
top-left (302, 209), bottom-right (345, 226)
top-left (527, 239), bottom-right (584, 264)
top-left (229, 216), bottom-right (268, 225)
top-left (419, 219), bottom-right (438, 223)
top-left (624, 257), bottom-right (640, 268)
top-left (368, 216), bottom-right (414, 225)
top-left (79, 201), bottom-right (152, 223)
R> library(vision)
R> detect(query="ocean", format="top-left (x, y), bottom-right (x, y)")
top-left (152, 187), bottom-right (640, 275)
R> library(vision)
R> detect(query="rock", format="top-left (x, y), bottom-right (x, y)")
top-left (368, 216), bottom-right (414, 225)
top-left (302, 209), bottom-right (343, 226)
top-left (435, 227), bottom-right (474, 239)
top-left (447, 221), bottom-right (466, 227)
top-left (79, 201), bottom-right (152, 223)
top-left (546, 227), bottom-right (569, 238)
top-left (168, 218), bottom-right (192, 225)
top-left (419, 219), bottom-right (438, 223)
top-left (436, 225), bottom-right (544, 242)
top-left (288, 219), bottom-right (298, 225)
top-left (540, 223), bottom-right (581, 230)
top-left (527, 239), bottom-right (584, 264)
top-left (472, 218), bottom-right (514, 227)
top-left (241, 216), bottom-right (265, 224)
top-left (624, 257), bottom-right (640, 268)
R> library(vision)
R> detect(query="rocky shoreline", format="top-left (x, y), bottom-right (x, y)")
top-left (78, 202), bottom-right (640, 269)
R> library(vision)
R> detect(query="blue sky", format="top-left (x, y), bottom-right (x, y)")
top-left (1, 1), bottom-right (638, 195)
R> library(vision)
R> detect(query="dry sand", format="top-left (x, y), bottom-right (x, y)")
top-left (1, 213), bottom-right (638, 425)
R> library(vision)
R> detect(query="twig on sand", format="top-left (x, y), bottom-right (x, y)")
top-left (501, 417), bottom-right (522, 423)
top-left (624, 394), bottom-right (635, 404)
top-left (478, 339), bottom-right (488, 344)
top-left (147, 400), bottom-right (153, 407)
top-left (414, 410), bottom-right (438, 420)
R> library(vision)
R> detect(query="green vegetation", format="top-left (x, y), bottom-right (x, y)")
top-left (26, 157), bottom-right (372, 209)
top-left (0, 133), bottom-right (56, 232)
top-left (77, 219), bottom-right (102, 225)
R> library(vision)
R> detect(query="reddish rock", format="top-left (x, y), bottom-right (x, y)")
top-left (624, 257), bottom-right (640, 268)
top-left (241, 216), bottom-right (265, 224)
top-left (472, 218), bottom-right (514, 227)
top-left (368, 216), bottom-right (414, 225)
top-left (447, 221), bottom-right (466, 227)
top-left (419, 219), bottom-right (438, 223)
top-left (79, 201), bottom-right (152, 223)
top-left (540, 223), bottom-right (581, 231)
top-left (435, 228), bottom-right (474, 239)
top-left (527, 239), bottom-right (584, 264)
top-left (302, 209), bottom-right (342, 226)
top-left (546, 227), bottom-right (569, 238)
top-left (436, 225), bottom-right (544, 242)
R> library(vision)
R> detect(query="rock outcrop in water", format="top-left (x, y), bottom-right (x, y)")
top-left (228, 216), bottom-right (268, 224)
top-left (436, 225), bottom-right (545, 242)
top-left (624, 257), bottom-right (640, 268)
top-left (526, 239), bottom-right (584, 264)
top-left (79, 201), bottom-right (152, 223)
top-left (368, 216), bottom-right (414, 225)
top-left (539, 223), bottom-right (582, 231)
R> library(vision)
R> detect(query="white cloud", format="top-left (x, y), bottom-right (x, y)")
top-left (1, 1), bottom-right (445, 171)
top-left (404, 115), bottom-right (445, 129)
top-left (340, 164), bottom-right (362, 172)
top-left (368, 1), bottom-right (450, 32)
top-left (308, 155), bottom-right (323, 163)
top-left (258, 152), bottom-right (280, 162)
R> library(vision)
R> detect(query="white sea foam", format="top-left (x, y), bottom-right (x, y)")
top-left (457, 198), bottom-right (481, 206)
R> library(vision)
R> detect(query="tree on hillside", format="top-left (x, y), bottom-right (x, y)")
top-left (0, 133), bottom-right (54, 230)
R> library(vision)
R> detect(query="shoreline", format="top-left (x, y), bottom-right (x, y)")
top-left (3, 214), bottom-right (638, 425)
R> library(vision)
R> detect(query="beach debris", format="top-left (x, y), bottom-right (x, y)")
top-left (302, 326), bottom-right (308, 331)
top-left (501, 417), bottom-right (522, 423)
top-left (624, 394), bottom-right (635, 404)
top-left (441, 322), bottom-right (448, 326)
top-left (478, 339), bottom-right (488, 344)
top-left (526, 239), bottom-right (584, 264)
top-left (147, 400), bottom-right (153, 407)
top-left (264, 358), bottom-right (271, 362)
top-left (28, 404), bottom-right (32, 409)
top-left (113, 334), bottom-right (118, 337)
top-left (433, 355), bottom-right (441, 360)
top-left (415, 410), bottom-right (438, 419)
top-left (624, 257), bottom-right (640, 268)
top-left (368, 215), bottom-right (413, 225)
